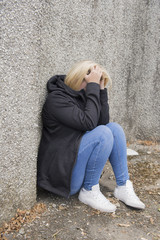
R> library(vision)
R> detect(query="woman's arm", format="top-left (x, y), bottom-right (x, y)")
top-left (43, 83), bottom-right (101, 131)
top-left (98, 89), bottom-right (110, 125)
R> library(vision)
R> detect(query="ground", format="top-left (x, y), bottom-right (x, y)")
top-left (1, 141), bottom-right (160, 240)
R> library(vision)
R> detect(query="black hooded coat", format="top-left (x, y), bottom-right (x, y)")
top-left (37, 75), bottom-right (109, 198)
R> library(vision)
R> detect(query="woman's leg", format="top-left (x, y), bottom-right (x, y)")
top-left (106, 122), bottom-right (129, 186)
top-left (70, 125), bottom-right (116, 212)
top-left (106, 123), bottom-right (145, 209)
top-left (70, 125), bottom-right (113, 195)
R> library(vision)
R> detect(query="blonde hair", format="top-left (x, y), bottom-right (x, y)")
top-left (65, 60), bottom-right (112, 91)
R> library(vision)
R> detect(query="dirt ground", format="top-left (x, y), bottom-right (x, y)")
top-left (1, 142), bottom-right (160, 240)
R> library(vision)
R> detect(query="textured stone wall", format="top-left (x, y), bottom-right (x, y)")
top-left (109, 0), bottom-right (160, 141)
top-left (0, 0), bottom-right (41, 224)
top-left (38, 0), bottom-right (160, 140)
top-left (0, 0), bottom-right (159, 224)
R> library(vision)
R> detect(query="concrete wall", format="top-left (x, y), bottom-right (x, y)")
top-left (0, 0), bottom-right (41, 224)
top-left (0, 0), bottom-right (159, 224)
top-left (38, 0), bottom-right (160, 140)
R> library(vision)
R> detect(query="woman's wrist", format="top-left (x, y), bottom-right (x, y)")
top-left (100, 86), bottom-right (104, 90)
top-left (100, 79), bottom-right (104, 89)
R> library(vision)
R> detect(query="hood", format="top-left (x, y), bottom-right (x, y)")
top-left (47, 75), bottom-right (86, 99)
top-left (47, 75), bottom-right (66, 93)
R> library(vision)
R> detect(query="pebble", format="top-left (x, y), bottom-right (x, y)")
top-left (19, 228), bottom-right (25, 235)
top-left (127, 148), bottom-right (139, 156)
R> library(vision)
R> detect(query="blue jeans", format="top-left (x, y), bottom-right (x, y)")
top-left (70, 122), bottom-right (129, 195)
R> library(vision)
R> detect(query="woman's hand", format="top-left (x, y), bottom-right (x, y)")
top-left (85, 66), bottom-right (102, 85)
top-left (100, 78), bottom-right (104, 90)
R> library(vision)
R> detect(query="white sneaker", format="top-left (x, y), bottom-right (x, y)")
top-left (114, 180), bottom-right (145, 209)
top-left (78, 184), bottom-right (116, 212)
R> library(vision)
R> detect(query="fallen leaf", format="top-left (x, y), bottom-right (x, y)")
top-left (0, 203), bottom-right (46, 235)
top-left (58, 205), bottom-right (67, 210)
top-left (90, 210), bottom-right (101, 215)
top-left (137, 140), bottom-right (157, 146)
top-left (118, 223), bottom-right (130, 227)
top-left (150, 217), bottom-right (154, 224)
top-left (73, 206), bottom-right (81, 209)
top-left (111, 213), bottom-right (119, 218)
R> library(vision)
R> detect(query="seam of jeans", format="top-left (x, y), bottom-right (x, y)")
top-left (84, 136), bottom-right (105, 190)
top-left (115, 134), bottom-right (125, 184)
top-left (78, 138), bottom-right (100, 155)
top-left (111, 128), bottom-right (127, 185)
top-left (107, 123), bottom-right (128, 185)
top-left (75, 139), bottom-right (100, 191)
top-left (88, 142), bottom-right (100, 189)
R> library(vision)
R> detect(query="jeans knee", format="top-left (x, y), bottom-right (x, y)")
top-left (107, 122), bottom-right (124, 132)
top-left (107, 122), bottom-right (125, 138)
top-left (95, 125), bottom-right (114, 146)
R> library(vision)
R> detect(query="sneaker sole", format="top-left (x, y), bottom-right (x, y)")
top-left (114, 193), bottom-right (145, 209)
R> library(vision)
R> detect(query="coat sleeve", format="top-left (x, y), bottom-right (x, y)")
top-left (98, 89), bottom-right (109, 125)
top-left (44, 83), bottom-right (101, 131)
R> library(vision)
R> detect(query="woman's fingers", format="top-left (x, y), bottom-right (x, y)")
top-left (85, 66), bottom-right (102, 84)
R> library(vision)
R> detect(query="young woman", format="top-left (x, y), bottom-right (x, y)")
top-left (37, 60), bottom-right (145, 212)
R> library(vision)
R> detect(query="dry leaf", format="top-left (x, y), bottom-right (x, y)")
top-left (73, 206), bottom-right (81, 209)
top-left (90, 210), bottom-right (101, 215)
top-left (0, 203), bottom-right (46, 235)
top-left (58, 205), bottom-right (67, 210)
top-left (118, 223), bottom-right (130, 227)
top-left (137, 140), bottom-right (157, 146)
top-left (150, 217), bottom-right (154, 224)
top-left (127, 142), bottom-right (130, 147)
